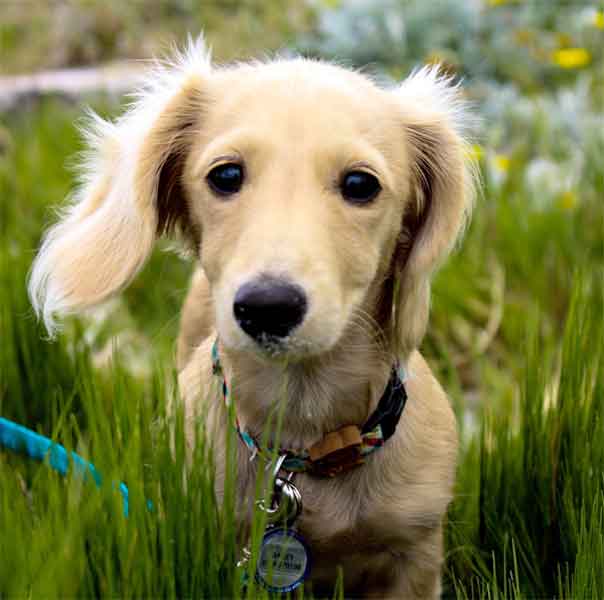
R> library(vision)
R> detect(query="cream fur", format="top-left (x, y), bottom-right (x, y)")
top-left (29, 38), bottom-right (476, 598)
top-left (28, 38), bottom-right (212, 333)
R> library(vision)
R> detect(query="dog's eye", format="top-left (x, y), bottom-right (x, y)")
top-left (206, 163), bottom-right (244, 196)
top-left (340, 171), bottom-right (381, 205)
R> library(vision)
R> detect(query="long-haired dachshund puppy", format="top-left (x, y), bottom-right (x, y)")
top-left (29, 39), bottom-right (475, 598)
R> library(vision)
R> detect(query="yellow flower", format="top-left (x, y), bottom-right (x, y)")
top-left (594, 11), bottom-right (604, 29)
top-left (552, 48), bottom-right (591, 69)
top-left (558, 191), bottom-right (578, 211)
top-left (494, 154), bottom-right (510, 172)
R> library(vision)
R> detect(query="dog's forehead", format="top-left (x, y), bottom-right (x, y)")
top-left (207, 60), bottom-right (392, 136)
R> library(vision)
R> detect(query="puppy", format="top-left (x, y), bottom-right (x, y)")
top-left (29, 39), bottom-right (475, 598)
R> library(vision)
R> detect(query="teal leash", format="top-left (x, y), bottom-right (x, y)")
top-left (0, 417), bottom-right (152, 516)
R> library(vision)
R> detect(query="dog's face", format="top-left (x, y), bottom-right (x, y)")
top-left (29, 40), bottom-right (474, 359)
top-left (184, 63), bottom-right (408, 358)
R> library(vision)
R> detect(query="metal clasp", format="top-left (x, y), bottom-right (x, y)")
top-left (256, 455), bottom-right (303, 527)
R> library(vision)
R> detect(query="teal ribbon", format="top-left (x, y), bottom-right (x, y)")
top-left (0, 417), bottom-right (152, 516)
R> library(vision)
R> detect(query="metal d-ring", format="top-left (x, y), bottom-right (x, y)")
top-left (257, 455), bottom-right (303, 526)
top-left (265, 453), bottom-right (288, 476)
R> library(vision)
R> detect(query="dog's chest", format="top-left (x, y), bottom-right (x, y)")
top-left (262, 471), bottom-right (403, 594)
top-left (233, 455), bottom-right (400, 554)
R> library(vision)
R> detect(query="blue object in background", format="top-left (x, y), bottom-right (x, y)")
top-left (0, 417), bottom-right (151, 516)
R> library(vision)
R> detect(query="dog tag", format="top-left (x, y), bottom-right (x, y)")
top-left (256, 527), bottom-right (311, 593)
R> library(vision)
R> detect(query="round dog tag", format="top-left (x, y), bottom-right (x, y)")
top-left (256, 527), bottom-right (311, 593)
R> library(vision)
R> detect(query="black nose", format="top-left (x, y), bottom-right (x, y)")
top-left (234, 278), bottom-right (307, 341)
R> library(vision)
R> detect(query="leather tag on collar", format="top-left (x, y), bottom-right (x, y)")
top-left (308, 425), bottom-right (362, 477)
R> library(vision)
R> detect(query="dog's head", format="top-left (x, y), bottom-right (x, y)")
top-left (29, 39), bottom-right (475, 360)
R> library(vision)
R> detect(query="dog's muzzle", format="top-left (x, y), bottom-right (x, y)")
top-left (233, 277), bottom-right (307, 342)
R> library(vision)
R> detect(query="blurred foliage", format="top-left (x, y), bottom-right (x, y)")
top-left (303, 0), bottom-right (604, 92)
top-left (0, 0), bottom-right (316, 73)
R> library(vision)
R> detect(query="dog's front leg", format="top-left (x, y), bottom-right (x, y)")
top-left (364, 526), bottom-right (444, 600)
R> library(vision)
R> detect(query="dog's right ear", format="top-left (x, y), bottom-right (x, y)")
top-left (29, 39), bottom-right (210, 335)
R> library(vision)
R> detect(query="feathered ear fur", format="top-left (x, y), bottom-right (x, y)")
top-left (389, 66), bottom-right (477, 357)
top-left (28, 38), bottom-right (210, 334)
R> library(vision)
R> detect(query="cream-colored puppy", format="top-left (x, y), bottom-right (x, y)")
top-left (29, 39), bottom-right (475, 598)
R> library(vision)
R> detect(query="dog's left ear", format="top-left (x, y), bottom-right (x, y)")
top-left (29, 39), bottom-right (210, 335)
top-left (389, 66), bottom-right (477, 357)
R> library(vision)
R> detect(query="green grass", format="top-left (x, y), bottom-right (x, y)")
top-left (446, 279), bottom-right (604, 598)
top-left (1, 80), bottom-right (603, 599)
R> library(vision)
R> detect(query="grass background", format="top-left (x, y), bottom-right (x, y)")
top-left (1, 1), bottom-right (603, 597)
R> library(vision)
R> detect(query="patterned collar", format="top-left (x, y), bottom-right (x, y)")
top-left (211, 340), bottom-right (408, 477)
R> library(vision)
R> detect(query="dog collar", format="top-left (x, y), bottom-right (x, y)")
top-left (211, 340), bottom-right (407, 477)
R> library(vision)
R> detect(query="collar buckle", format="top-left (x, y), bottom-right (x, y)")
top-left (308, 425), bottom-right (363, 477)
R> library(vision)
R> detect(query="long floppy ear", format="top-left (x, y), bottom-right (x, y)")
top-left (29, 39), bottom-right (210, 334)
top-left (390, 66), bottom-right (477, 357)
